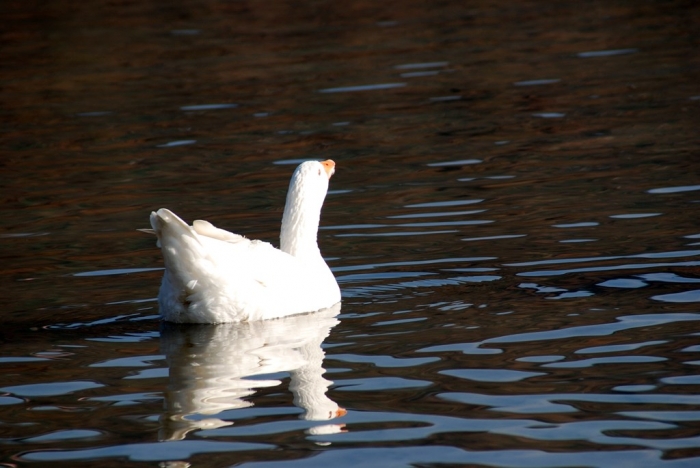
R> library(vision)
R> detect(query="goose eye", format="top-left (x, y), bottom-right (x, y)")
top-left (318, 169), bottom-right (322, 176)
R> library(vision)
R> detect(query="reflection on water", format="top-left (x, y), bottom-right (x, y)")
top-left (2, 0), bottom-right (700, 465)
top-left (159, 305), bottom-right (344, 441)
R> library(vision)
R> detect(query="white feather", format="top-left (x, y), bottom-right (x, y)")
top-left (149, 160), bottom-right (341, 323)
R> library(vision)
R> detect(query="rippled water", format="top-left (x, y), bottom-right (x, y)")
top-left (2, 0), bottom-right (700, 466)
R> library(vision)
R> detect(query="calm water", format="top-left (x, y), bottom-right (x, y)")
top-left (2, 0), bottom-right (700, 466)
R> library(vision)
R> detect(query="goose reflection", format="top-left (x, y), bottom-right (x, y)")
top-left (158, 303), bottom-right (345, 441)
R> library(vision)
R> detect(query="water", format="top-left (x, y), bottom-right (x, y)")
top-left (2, 0), bottom-right (700, 466)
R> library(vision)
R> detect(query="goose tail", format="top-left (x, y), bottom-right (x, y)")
top-left (150, 208), bottom-right (220, 321)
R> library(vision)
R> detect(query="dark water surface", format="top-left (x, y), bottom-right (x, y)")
top-left (2, 0), bottom-right (700, 466)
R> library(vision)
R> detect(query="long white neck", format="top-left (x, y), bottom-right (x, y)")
top-left (280, 178), bottom-right (324, 259)
top-left (289, 334), bottom-right (338, 421)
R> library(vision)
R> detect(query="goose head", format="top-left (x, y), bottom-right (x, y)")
top-left (280, 160), bottom-right (335, 257)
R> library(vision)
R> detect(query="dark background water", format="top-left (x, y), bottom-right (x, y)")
top-left (2, 0), bottom-right (700, 466)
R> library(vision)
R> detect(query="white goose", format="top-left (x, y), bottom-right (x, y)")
top-left (149, 160), bottom-right (341, 323)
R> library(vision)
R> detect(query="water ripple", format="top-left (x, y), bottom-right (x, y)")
top-left (318, 83), bottom-right (406, 93)
top-left (517, 261), bottom-right (700, 277)
top-left (652, 290), bottom-right (700, 303)
top-left (239, 446), bottom-right (698, 468)
top-left (543, 355), bottom-right (666, 368)
top-left (439, 391), bottom-right (700, 414)
top-left (649, 185), bottom-right (700, 194)
top-left (329, 354), bottom-right (438, 368)
top-left (418, 313), bottom-right (700, 353)
top-left (394, 62), bottom-right (449, 69)
top-left (577, 48), bottom-right (639, 57)
top-left (1, 381), bottom-right (103, 398)
top-left (21, 440), bottom-right (272, 462)
top-left (440, 369), bottom-right (546, 382)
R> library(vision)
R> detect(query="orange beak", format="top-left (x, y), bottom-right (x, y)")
top-left (321, 159), bottom-right (336, 179)
top-left (335, 407), bottom-right (348, 418)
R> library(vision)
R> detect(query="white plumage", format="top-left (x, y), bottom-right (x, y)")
top-left (149, 160), bottom-right (341, 323)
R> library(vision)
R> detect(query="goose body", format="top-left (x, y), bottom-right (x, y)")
top-left (149, 160), bottom-right (341, 323)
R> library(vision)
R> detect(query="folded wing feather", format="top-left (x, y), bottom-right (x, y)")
top-left (148, 208), bottom-right (334, 322)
